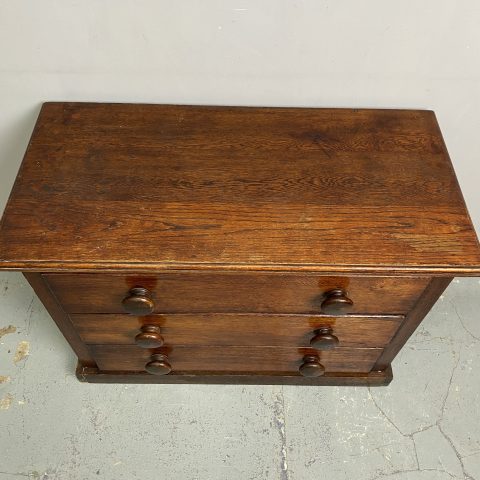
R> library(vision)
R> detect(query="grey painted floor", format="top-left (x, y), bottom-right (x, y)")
top-left (0, 273), bottom-right (479, 480)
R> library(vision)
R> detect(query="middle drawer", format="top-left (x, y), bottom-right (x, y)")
top-left (70, 313), bottom-right (403, 348)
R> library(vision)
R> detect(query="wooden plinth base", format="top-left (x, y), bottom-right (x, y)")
top-left (76, 363), bottom-right (393, 386)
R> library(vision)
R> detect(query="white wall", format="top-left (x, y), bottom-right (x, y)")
top-left (1, 0), bottom-right (479, 231)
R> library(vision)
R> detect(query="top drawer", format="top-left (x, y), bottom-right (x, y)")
top-left (44, 273), bottom-right (429, 315)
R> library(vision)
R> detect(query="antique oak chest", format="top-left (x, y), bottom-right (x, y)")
top-left (1, 103), bottom-right (479, 385)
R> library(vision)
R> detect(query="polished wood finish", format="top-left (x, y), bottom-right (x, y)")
top-left (145, 354), bottom-right (172, 376)
top-left (88, 345), bottom-right (382, 374)
top-left (76, 363), bottom-right (393, 386)
top-left (299, 355), bottom-right (325, 377)
top-left (23, 273), bottom-right (95, 366)
top-left (320, 288), bottom-right (354, 314)
top-left (373, 277), bottom-right (453, 371)
top-left (71, 313), bottom-right (402, 348)
top-left (1, 104), bottom-right (478, 385)
top-left (134, 325), bottom-right (164, 349)
top-left (1, 104), bottom-right (479, 276)
top-left (310, 327), bottom-right (340, 350)
top-left (122, 287), bottom-right (155, 315)
top-left (44, 273), bottom-right (429, 315)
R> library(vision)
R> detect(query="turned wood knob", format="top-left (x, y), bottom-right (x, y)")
top-left (145, 354), bottom-right (172, 375)
top-left (122, 287), bottom-right (155, 315)
top-left (299, 355), bottom-right (325, 377)
top-left (321, 288), bottom-right (353, 314)
top-left (135, 325), bottom-right (164, 348)
top-left (310, 327), bottom-right (339, 350)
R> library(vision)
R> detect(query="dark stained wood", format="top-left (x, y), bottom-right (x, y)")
top-left (121, 287), bottom-right (155, 315)
top-left (88, 345), bottom-right (382, 374)
top-left (134, 325), bottom-right (164, 348)
top-left (23, 273), bottom-right (96, 367)
top-left (373, 277), bottom-right (453, 371)
top-left (2, 104), bottom-right (478, 386)
top-left (321, 288), bottom-right (354, 314)
top-left (310, 327), bottom-right (340, 350)
top-left (0, 103), bottom-right (479, 275)
top-left (71, 313), bottom-right (402, 348)
top-left (45, 273), bottom-right (429, 315)
top-left (299, 355), bottom-right (325, 377)
top-left (76, 363), bottom-right (393, 386)
top-left (145, 353), bottom-right (171, 375)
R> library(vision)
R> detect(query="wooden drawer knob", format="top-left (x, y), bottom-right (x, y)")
top-left (122, 287), bottom-right (155, 315)
top-left (135, 325), bottom-right (164, 348)
top-left (145, 353), bottom-right (172, 375)
top-left (321, 288), bottom-right (353, 314)
top-left (299, 355), bottom-right (325, 377)
top-left (310, 327), bottom-right (339, 350)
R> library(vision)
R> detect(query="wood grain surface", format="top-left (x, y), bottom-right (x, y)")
top-left (374, 277), bottom-right (453, 370)
top-left (23, 272), bottom-right (96, 366)
top-left (0, 103), bottom-right (479, 275)
top-left (76, 363), bottom-right (393, 386)
top-left (44, 273), bottom-right (429, 315)
top-left (72, 312), bottom-right (402, 348)
top-left (88, 345), bottom-right (382, 374)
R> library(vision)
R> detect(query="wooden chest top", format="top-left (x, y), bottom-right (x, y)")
top-left (0, 102), bottom-right (479, 275)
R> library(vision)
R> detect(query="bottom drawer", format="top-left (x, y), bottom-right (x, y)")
top-left (89, 345), bottom-right (382, 375)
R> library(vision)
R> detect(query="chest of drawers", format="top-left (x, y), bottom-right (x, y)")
top-left (1, 103), bottom-right (479, 385)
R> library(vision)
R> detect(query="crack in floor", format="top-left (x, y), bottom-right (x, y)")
top-left (0, 472), bottom-right (39, 478)
top-left (438, 424), bottom-right (476, 480)
top-left (368, 349), bottom-right (477, 480)
top-left (273, 386), bottom-right (290, 480)
top-left (370, 467), bottom-right (457, 479)
top-left (440, 354), bottom-right (461, 418)
top-left (449, 298), bottom-right (480, 343)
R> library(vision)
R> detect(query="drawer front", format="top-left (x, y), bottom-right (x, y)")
top-left (89, 345), bottom-right (382, 374)
top-left (72, 313), bottom-right (402, 348)
top-left (45, 273), bottom-right (429, 315)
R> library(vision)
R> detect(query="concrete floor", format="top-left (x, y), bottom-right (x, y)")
top-left (0, 273), bottom-right (479, 480)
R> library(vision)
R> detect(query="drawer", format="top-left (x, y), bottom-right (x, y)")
top-left (71, 313), bottom-right (403, 348)
top-left (45, 273), bottom-right (429, 315)
top-left (89, 345), bottom-right (383, 375)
